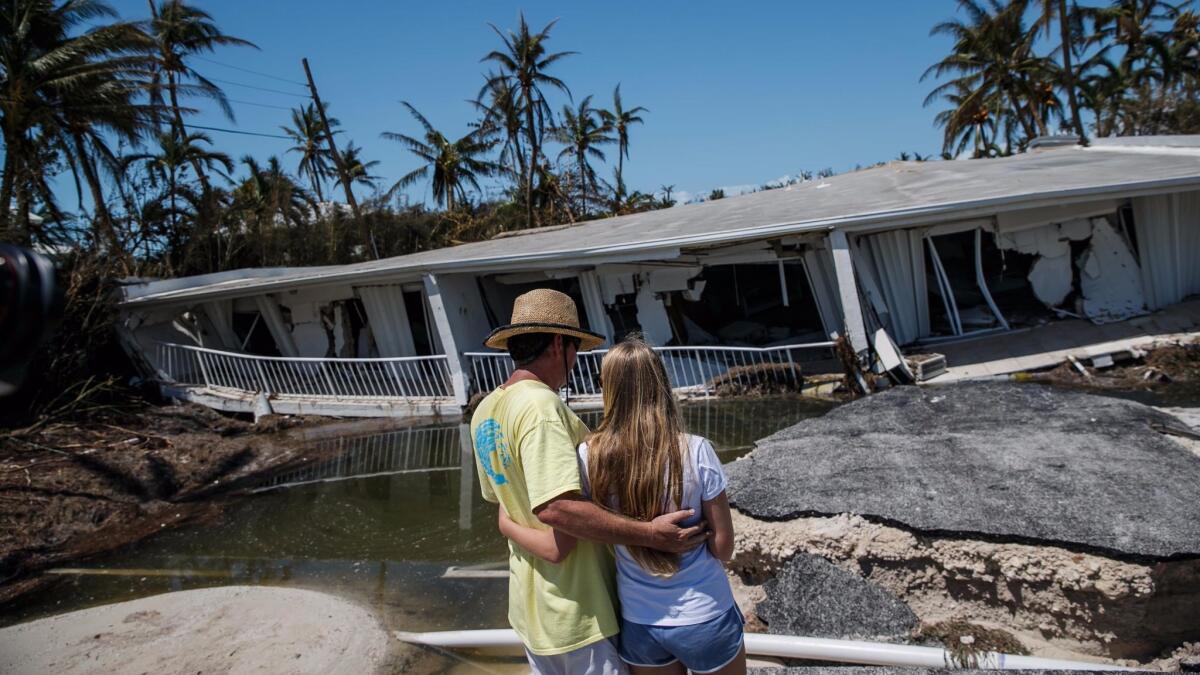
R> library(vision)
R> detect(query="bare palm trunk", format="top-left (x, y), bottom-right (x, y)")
top-left (73, 133), bottom-right (120, 255)
top-left (1007, 89), bottom-right (1037, 139)
top-left (0, 134), bottom-right (16, 233)
top-left (1058, 0), bottom-right (1087, 141)
top-left (14, 179), bottom-right (32, 245)
top-left (616, 144), bottom-right (625, 196)
top-left (167, 71), bottom-right (211, 194)
top-left (310, 166), bottom-right (325, 202)
top-left (522, 85), bottom-right (537, 228)
top-left (578, 152), bottom-right (587, 216)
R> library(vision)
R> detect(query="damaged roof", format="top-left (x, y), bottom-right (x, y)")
top-left (121, 136), bottom-right (1200, 308)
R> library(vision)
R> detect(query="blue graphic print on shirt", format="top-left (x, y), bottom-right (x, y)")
top-left (474, 418), bottom-right (509, 485)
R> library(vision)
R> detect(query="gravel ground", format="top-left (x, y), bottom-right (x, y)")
top-left (727, 383), bottom-right (1200, 559)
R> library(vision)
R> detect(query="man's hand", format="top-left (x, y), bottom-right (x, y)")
top-left (647, 509), bottom-right (709, 554)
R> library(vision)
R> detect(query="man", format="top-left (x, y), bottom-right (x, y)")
top-left (471, 288), bottom-right (707, 675)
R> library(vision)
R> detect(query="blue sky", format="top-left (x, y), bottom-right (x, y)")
top-left (84, 1), bottom-right (964, 208)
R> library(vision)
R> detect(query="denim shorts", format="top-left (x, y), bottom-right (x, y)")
top-left (618, 604), bottom-right (744, 674)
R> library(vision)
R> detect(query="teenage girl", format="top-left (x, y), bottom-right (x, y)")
top-left (499, 338), bottom-right (745, 675)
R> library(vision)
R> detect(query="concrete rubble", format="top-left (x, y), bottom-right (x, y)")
top-left (726, 383), bottom-right (1200, 662)
top-left (756, 553), bottom-right (918, 641)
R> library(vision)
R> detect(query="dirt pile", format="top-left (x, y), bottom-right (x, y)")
top-left (0, 404), bottom-right (342, 606)
top-left (726, 382), bottom-right (1200, 664)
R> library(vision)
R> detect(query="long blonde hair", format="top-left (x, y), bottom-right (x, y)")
top-left (587, 339), bottom-right (686, 576)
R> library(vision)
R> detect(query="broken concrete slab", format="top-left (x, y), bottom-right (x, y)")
top-left (757, 552), bottom-right (918, 641)
top-left (727, 383), bottom-right (1200, 559)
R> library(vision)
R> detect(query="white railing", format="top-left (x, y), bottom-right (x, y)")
top-left (465, 342), bottom-right (837, 398)
top-left (156, 343), bottom-right (455, 400)
top-left (256, 425), bottom-right (462, 491)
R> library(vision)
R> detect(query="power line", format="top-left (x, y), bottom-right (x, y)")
top-left (192, 55), bottom-right (309, 87)
top-left (226, 97), bottom-right (297, 111)
top-left (207, 76), bottom-right (311, 99)
top-left (187, 124), bottom-right (292, 140)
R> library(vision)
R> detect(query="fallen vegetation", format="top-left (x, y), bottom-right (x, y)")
top-left (0, 403), bottom-right (339, 607)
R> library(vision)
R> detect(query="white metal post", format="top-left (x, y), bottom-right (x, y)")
top-left (828, 230), bottom-right (870, 356)
top-left (423, 273), bottom-right (470, 406)
top-left (578, 270), bottom-right (615, 345)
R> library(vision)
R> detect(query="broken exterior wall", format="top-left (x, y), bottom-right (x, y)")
top-left (997, 215), bottom-right (1148, 323)
top-left (1134, 190), bottom-right (1200, 311)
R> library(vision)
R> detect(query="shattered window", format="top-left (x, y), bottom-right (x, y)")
top-left (676, 262), bottom-right (824, 347)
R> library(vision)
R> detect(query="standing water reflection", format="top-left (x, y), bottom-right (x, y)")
top-left (4, 396), bottom-right (833, 670)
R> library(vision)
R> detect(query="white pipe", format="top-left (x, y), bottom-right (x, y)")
top-left (393, 629), bottom-right (1137, 672)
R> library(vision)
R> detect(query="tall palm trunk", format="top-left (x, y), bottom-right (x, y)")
top-left (13, 179), bottom-right (32, 245)
top-left (0, 133), bottom-right (16, 233)
top-left (616, 144), bottom-right (625, 195)
top-left (309, 161), bottom-right (325, 202)
top-left (522, 83), bottom-right (537, 227)
top-left (72, 132), bottom-right (119, 254)
top-left (167, 70), bottom-right (211, 194)
top-left (1058, 0), bottom-right (1087, 140)
top-left (578, 151), bottom-right (587, 215)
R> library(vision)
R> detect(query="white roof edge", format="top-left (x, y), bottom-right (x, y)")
top-left (120, 172), bottom-right (1200, 310)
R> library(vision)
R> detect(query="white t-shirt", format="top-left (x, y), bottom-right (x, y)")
top-left (578, 434), bottom-right (735, 626)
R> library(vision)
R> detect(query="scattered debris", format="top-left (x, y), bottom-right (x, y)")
top-left (709, 363), bottom-right (804, 397)
top-left (905, 353), bottom-right (946, 382)
top-left (916, 620), bottom-right (1029, 668)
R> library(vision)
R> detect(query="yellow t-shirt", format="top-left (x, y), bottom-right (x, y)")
top-left (470, 379), bottom-right (619, 656)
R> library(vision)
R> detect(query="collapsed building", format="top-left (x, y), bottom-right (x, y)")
top-left (116, 136), bottom-right (1200, 416)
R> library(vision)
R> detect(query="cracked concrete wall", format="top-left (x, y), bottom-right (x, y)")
top-left (730, 510), bottom-right (1200, 661)
top-left (995, 215), bottom-right (1148, 324)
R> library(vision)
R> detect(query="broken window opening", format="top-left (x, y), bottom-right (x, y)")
top-left (606, 292), bottom-right (643, 342)
top-left (978, 231), bottom-right (1061, 327)
top-left (676, 262), bottom-right (824, 347)
top-left (923, 229), bottom-right (1009, 340)
top-left (232, 311), bottom-right (280, 356)
top-left (480, 275), bottom-right (593, 333)
top-left (403, 290), bottom-right (436, 356)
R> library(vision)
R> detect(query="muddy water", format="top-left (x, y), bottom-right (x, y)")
top-left (3, 396), bottom-right (831, 672)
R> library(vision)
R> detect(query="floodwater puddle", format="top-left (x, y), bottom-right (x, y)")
top-left (2, 396), bottom-right (832, 672)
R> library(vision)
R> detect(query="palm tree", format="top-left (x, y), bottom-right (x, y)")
top-left (1035, 0), bottom-right (1088, 141)
top-left (121, 130), bottom-right (232, 270)
top-left (481, 14), bottom-right (575, 227)
top-left (281, 103), bottom-right (337, 201)
top-left (929, 79), bottom-right (1000, 157)
top-left (552, 95), bottom-right (612, 215)
top-left (339, 142), bottom-right (380, 190)
top-left (598, 84), bottom-right (646, 195)
top-left (475, 72), bottom-right (526, 183)
top-left (923, 0), bottom-right (1062, 146)
top-left (382, 102), bottom-right (501, 212)
top-left (0, 0), bottom-right (157, 238)
top-left (230, 155), bottom-right (315, 265)
top-left (146, 0), bottom-right (255, 192)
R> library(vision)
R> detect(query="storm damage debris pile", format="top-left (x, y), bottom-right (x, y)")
top-left (0, 405), bottom-right (336, 605)
top-left (726, 383), bottom-right (1200, 661)
top-left (756, 553), bottom-right (918, 642)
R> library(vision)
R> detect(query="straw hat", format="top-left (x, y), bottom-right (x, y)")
top-left (485, 288), bottom-right (605, 351)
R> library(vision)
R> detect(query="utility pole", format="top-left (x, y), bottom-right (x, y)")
top-left (302, 57), bottom-right (377, 258)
